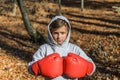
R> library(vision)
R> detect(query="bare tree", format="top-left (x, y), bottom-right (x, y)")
top-left (17, 0), bottom-right (47, 44)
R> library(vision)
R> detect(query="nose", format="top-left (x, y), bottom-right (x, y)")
top-left (57, 33), bottom-right (61, 39)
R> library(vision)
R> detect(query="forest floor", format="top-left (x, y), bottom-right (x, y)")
top-left (0, 0), bottom-right (120, 80)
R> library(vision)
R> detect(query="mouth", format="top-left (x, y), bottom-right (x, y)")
top-left (57, 41), bottom-right (62, 42)
top-left (57, 40), bottom-right (63, 43)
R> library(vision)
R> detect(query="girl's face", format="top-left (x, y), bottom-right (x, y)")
top-left (51, 26), bottom-right (68, 45)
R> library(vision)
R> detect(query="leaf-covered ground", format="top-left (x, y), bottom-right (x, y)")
top-left (0, 0), bottom-right (120, 80)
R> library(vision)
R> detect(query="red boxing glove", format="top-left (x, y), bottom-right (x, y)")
top-left (31, 60), bottom-right (40, 75)
top-left (63, 53), bottom-right (93, 78)
top-left (87, 61), bottom-right (94, 75)
top-left (31, 53), bottom-right (63, 78)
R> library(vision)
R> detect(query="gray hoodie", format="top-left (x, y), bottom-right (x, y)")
top-left (28, 16), bottom-right (96, 80)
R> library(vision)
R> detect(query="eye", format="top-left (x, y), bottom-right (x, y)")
top-left (61, 32), bottom-right (65, 34)
top-left (52, 32), bottom-right (58, 34)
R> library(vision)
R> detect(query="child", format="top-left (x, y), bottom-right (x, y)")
top-left (28, 16), bottom-right (96, 80)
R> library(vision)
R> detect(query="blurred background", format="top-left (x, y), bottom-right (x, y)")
top-left (0, 0), bottom-right (120, 80)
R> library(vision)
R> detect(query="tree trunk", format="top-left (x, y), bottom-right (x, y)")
top-left (81, 0), bottom-right (84, 11)
top-left (16, 0), bottom-right (47, 44)
top-left (58, 0), bottom-right (61, 15)
top-left (13, 0), bottom-right (17, 17)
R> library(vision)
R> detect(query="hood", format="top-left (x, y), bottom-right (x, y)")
top-left (48, 16), bottom-right (71, 47)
